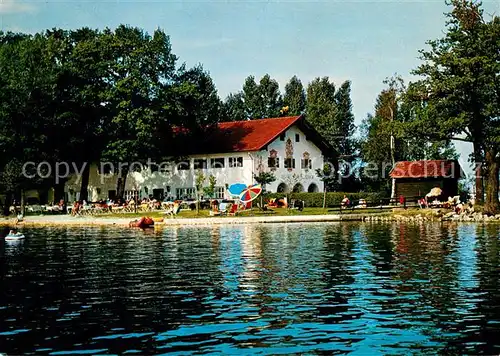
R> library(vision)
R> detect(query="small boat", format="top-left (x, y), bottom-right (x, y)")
top-left (129, 216), bottom-right (155, 228)
top-left (5, 232), bottom-right (25, 240)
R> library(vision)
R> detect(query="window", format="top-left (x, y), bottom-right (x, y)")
top-left (152, 188), bottom-right (164, 200)
top-left (284, 158), bottom-right (296, 169)
top-left (280, 133), bottom-right (286, 141)
top-left (194, 159), bottom-right (207, 170)
top-left (214, 186), bottom-right (225, 199)
top-left (177, 161), bottom-right (190, 171)
top-left (295, 133), bottom-right (300, 142)
top-left (229, 157), bottom-right (243, 168)
top-left (301, 159), bottom-right (312, 169)
top-left (268, 157), bottom-right (279, 168)
top-left (210, 158), bottom-right (225, 169)
top-left (176, 188), bottom-right (195, 200)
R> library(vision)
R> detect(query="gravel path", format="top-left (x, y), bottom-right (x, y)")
top-left (0, 213), bottom-right (363, 228)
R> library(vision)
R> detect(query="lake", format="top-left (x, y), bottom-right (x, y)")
top-left (1, 222), bottom-right (499, 354)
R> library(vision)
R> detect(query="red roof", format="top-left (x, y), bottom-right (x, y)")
top-left (171, 115), bottom-right (333, 155)
top-left (213, 116), bottom-right (301, 152)
top-left (390, 160), bottom-right (463, 179)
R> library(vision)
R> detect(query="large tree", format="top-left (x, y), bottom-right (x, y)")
top-left (306, 77), bottom-right (357, 190)
top-left (360, 78), bottom-right (458, 194)
top-left (222, 92), bottom-right (246, 122)
top-left (99, 26), bottom-right (179, 199)
top-left (0, 31), bottom-right (64, 212)
top-left (241, 75), bottom-right (261, 120)
top-left (237, 74), bottom-right (282, 120)
top-left (282, 75), bottom-right (306, 116)
top-left (258, 74), bottom-right (282, 118)
top-left (406, 0), bottom-right (500, 213)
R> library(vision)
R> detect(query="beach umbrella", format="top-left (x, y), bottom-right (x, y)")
top-left (239, 184), bottom-right (263, 203)
top-left (426, 187), bottom-right (443, 197)
top-left (228, 183), bottom-right (247, 196)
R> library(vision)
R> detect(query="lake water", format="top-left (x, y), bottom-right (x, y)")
top-left (1, 222), bottom-right (499, 355)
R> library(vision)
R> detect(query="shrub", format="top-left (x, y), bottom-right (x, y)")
top-left (262, 192), bottom-right (386, 208)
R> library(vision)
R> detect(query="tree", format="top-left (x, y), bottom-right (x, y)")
top-left (253, 171), bottom-right (276, 208)
top-left (222, 92), bottom-right (246, 121)
top-left (306, 77), bottom-right (337, 153)
top-left (334, 80), bottom-right (357, 191)
top-left (306, 77), bottom-right (357, 190)
top-left (194, 172), bottom-right (206, 214)
top-left (240, 74), bottom-right (282, 119)
top-left (242, 75), bottom-right (261, 119)
top-left (406, 0), bottom-right (500, 213)
top-left (0, 31), bottom-right (66, 212)
top-left (282, 173), bottom-right (302, 208)
top-left (316, 163), bottom-right (337, 208)
top-left (203, 175), bottom-right (217, 199)
top-left (360, 77), bottom-right (459, 195)
top-left (100, 26), bottom-right (213, 199)
top-left (283, 75), bottom-right (306, 116)
top-left (258, 74), bottom-right (282, 118)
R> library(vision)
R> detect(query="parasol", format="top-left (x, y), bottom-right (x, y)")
top-left (426, 187), bottom-right (442, 197)
top-left (228, 183), bottom-right (247, 197)
top-left (239, 184), bottom-right (263, 203)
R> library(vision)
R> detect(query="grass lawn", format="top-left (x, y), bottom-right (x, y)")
top-left (96, 206), bottom-right (392, 219)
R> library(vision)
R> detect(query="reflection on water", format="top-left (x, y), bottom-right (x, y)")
top-left (0, 222), bottom-right (499, 354)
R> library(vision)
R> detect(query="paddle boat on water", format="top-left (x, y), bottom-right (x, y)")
top-left (129, 216), bottom-right (155, 228)
top-left (5, 230), bottom-right (25, 240)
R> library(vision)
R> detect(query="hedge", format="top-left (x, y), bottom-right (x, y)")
top-left (262, 192), bottom-right (386, 208)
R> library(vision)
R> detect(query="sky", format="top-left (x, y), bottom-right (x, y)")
top-left (1, 0), bottom-right (499, 178)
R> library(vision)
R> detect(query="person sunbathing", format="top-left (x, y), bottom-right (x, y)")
top-left (341, 195), bottom-right (350, 209)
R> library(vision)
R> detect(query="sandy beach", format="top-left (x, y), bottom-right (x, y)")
top-left (0, 213), bottom-right (367, 228)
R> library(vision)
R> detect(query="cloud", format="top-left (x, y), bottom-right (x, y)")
top-left (0, 0), bottom-right (35, 14)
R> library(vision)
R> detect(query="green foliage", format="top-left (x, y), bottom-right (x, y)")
top-left (315, 163), bottom-right (339, 191)
top-left (282, 76), bottom-right (306, 116)
top-left (222, 92), bottom-right (246, 122)
top-left (195, 173), bottom-right (206, 193)
top-left (225, 74), bottom-right (283, 120)
top-left (405, 0), bottom-right (500, 212)
top-left (359, 75), bottom-right (459, 193)
top-left (253, 172), bottom-right (276, 190)
top-left (263, 192), bottom-right (385, 208)
top-left (0, 26), bottom-right (224, 205)
top-left (258, 74), bottom-right (282, 118)
top-left (203, 175), bottom-right (217, 198)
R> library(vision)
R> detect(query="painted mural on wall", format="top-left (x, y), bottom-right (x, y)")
top-left (256, 154), bottom-right (265, 174)
top-left (285, 138), bottom-right (293, 172)
top-left (269, 149), bottom-right (278, 172)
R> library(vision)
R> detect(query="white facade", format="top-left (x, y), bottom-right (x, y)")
top-left (64, 124), bottom-right (325, 202)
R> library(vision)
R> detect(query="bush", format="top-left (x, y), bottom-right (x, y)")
top-left (262, 192), bottom-right (386, 208)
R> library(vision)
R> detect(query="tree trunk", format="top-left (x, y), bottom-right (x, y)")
top-left (323, 186), bottom-right (327, 209)
top-left (20, 188), bottom-right (25, 216)
top-left (483, 148), bottom-right (499, 215)
top-left (473, 142), bottom-right (484, 204)
top-left (54, 179), bottom-right (66, 202)
top-left (116, 166), bottom-right (129, 200)
top-left (79, 163), bottom-right (91, 202)
top-left (3, 192), bottom-right (12, 216)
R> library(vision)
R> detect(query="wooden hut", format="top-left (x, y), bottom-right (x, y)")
top-left (389, 160), bottom-right (463, 200)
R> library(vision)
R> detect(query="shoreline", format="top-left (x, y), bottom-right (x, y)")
top-left (0, 213), bottom-right (371, 228)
